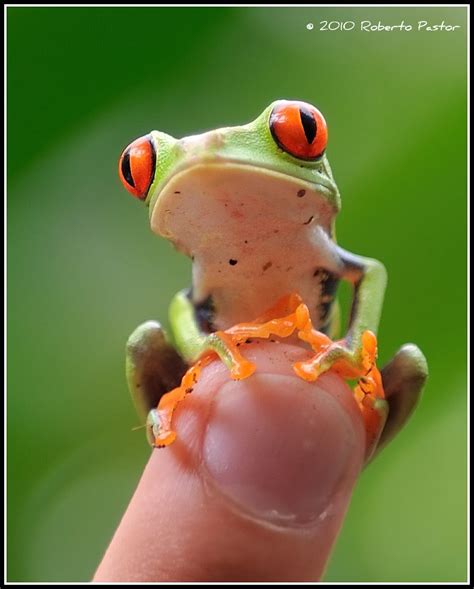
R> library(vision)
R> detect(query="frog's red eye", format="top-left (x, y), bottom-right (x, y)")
top-left (118, 134), bottom-right (156, 200)
top-left (269, 101), bottom-right (328, 160)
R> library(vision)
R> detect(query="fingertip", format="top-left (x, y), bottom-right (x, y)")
top-left (201, 371), bottom-right (364, 527)
top-left (94, 342), bottom-right (365, 582)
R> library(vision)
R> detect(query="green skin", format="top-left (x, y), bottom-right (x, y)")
top-left (124, 100), bottom-right (428, 461)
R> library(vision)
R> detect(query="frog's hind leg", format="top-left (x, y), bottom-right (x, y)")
top-left (126, 321), bottom-right (187, 425)
top-left (371, 343), bottom-right (428, 460)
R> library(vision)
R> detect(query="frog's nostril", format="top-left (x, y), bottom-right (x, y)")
top-left (118, 134), bottom-right (156, 200)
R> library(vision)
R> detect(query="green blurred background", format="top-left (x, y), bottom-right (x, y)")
top-left (7, 6), bottom-right (467, 582)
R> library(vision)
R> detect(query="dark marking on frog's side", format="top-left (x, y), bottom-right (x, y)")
top-left (229, 259), bottom-right (238, 266)
top-left (262, 261), bottom-right (272, 271)
top-left (297, 189), bottom-right (306, 198)
top-left (313, 268), bottom-right (327, 279)
top-left (303, 215), bottom-right (314, 225)
top-left (334, 247), bottom-right (368, 327)
top-left (318, 300), bottom-right (334, 325)
top-left (318, 320), bottom-right (331, 336)
top-left (174, 191), bottom-right (181, 194)
top-left (190, 290), bottom-right (216, 333)
top-left (314, 267), bottom-right (339, 325)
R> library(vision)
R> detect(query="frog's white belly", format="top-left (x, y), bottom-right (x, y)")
top-left (151, 162), bottom-right (342, 329)
top-left (192, 227), bottom-right (338, 330)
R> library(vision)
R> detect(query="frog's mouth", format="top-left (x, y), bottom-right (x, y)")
top-left (150, 162), bottom-right (337, 256)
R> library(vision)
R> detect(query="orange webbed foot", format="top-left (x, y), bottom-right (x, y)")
top-left (150, 354), bottom-right (215, 447)
top-left (292, 324), bottom-right (387, 460)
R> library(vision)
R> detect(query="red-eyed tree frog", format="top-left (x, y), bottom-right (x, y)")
top-left (119, 100), bottom-right (428, 464)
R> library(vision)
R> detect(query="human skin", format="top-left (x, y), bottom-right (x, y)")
top-left (93, 342), bottom-right (366, 582)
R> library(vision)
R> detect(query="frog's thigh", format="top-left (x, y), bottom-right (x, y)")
top-left (169, 289), bottom-right (208, 363)
top-left (126, 321), bottom-right (187, 421)
top-left (375, 344), bottom-right (428, 456)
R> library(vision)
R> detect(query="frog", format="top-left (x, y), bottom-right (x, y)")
top-left (119, 99), bottom-right (428, 464)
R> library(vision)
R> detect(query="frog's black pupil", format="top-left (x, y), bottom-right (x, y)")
top-left (121, 149), bottom-right (135, 188)
top-left (147, 137), bottom-right (157, 188)
top-left (299, 108), bottom-right (317, 144)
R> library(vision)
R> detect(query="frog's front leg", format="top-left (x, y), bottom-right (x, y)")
top-left (126, 321), bottom-right (187, 442)
top-left (294, 247), bottom-right (389, 462)
top-left (148, 290), bottom-right (316, 447)
top-left (147, 290), bottom-right (255, 447)
top-left (295, 247), bottom-right (387, 377)
top-left (169, 289), bottom-right (309, 376)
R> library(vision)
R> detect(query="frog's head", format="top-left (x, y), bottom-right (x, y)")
top-left (118, 100), bottom-right (340, 251)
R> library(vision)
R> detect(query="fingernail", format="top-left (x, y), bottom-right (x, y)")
top-left (202, 373), bottom-right (364, 526)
